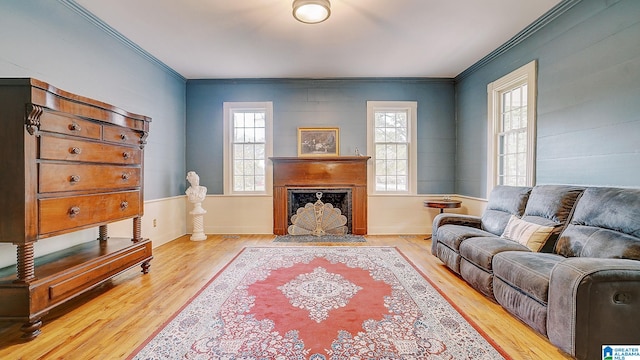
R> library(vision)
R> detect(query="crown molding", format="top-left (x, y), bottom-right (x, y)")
top-left (59, 0), bottom-right (581, 84)
top-left (58, 0), bottom-right (185, 82)
top-left (455, 0), bottom-right (582, 82)
top-left (187, 77), bottom-right (455, 84)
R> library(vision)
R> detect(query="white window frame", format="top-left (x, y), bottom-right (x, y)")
top-left (487, 60), bottom-right (537, 195)
top-left (223, 102), bottom-right (273, 195)
top-left (366, 101), bottom-right (418, 195)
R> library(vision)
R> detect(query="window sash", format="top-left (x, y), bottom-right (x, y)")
top-left (367, 101), bottom-right (417, 195)
top-left (223, 102), bottom-right (273, 195)
top-left (231, 110), bottom-right (266, 192)
top-left (487, 61), bottom-right (536, 195)
top-left (497, 82), bottom-right (528, 187)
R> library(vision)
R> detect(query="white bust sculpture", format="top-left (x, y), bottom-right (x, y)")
top-left (186, 171), bottom-right (207, 203)
top-left (185, 171), bottom-right (207, 241)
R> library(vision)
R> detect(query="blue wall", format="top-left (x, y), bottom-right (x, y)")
top-left (186, 79), bottom-right (455, 194)
top-left (455, 0), bottom-right (640, 198)
top-left (3, 0), bottom-right (638, 202)
top-left (0, 0), bottom-right (186, 200)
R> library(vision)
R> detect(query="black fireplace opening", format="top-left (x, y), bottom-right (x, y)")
top-left (287, 188), bottom-right (352, 234)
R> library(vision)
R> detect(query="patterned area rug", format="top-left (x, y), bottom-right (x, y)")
top-left (129, 247), bottom-right (508, 359)
top-left (273, 234), bottom-right (366, 243)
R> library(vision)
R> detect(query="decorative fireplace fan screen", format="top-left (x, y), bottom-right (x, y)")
top-left (288, 192), bottom-right (348, 236)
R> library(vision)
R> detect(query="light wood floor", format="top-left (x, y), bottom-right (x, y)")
top-left (0, 235), bottom-right (573, 359)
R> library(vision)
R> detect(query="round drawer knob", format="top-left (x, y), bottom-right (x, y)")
top-left (120, 201), bottom-right (129, 210)
top-left (122, 152), bottom-right (130, 159)
top-left (69, 175), bottom-right (81, 183)
top-left (70, 147), bottom-right (82, 155)
top-left (120, 133), bottom-right (128, 141)
top-left (68, 206), bottom-right (80, 217)
top-left (122, 173), bottom-right (130, 180)
top-left (69, 122), bottom-right (82, 132)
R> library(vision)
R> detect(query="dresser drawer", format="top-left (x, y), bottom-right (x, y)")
top-left (40, 136), bottom-right (141, 165)
top-left (103, 125), bottom-right (143, 147)
top-left (39, 163), bottom-right (141, 193)
top-left (39, 110), bottom-right (101, 140)
top-left (39, 191), bottom-right (141, 235)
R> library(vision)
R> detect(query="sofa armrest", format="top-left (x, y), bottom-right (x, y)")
top-left (432, 213), bottom-right (482, 234)
top-left (547, 258), bottom-right (640, 359)
top-left (431, 214), bottom-right (483, 255)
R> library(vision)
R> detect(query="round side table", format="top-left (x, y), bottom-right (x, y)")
top-left (424, 199), bottom-right (462, 239)
top-left (424, 199), bottom-right (462, 214)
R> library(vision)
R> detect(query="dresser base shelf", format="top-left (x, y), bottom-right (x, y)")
top-left (0, 237), bottom-right (152, 340)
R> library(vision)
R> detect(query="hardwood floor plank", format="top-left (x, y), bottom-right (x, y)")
top-left (0, 234), bottom-right (572, 359)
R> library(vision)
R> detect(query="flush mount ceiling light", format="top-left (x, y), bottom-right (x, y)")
top-left (292, 0), bottom-right (331, 24)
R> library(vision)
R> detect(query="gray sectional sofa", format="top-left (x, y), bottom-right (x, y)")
top-left (431, 185), bottom-right (640, 360)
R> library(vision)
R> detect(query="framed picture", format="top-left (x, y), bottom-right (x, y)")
top-left (298, 127), bottom-right (340, 157)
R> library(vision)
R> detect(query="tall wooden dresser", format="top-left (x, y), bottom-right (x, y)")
top-left (0, 78), bottom-right (152, 339)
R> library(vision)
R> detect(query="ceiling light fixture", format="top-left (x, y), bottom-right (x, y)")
top-left (292, 0), bottom-right (331, 24)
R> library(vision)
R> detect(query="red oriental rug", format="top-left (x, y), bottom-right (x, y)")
top-left (129, 247), bottom-right (509, 359)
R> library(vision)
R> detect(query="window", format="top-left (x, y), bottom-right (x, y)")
top-left (223, 102), bottom-right (273, 195)
top-left (487, 60), bottom-right (537, 193)
top-left (367, 101), bottom-right (417, 194)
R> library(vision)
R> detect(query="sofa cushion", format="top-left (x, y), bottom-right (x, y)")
top-left (555, 187), bottom-right (640, 259)
top-left (501, 215), bottom-right (555, 252)
top-left (493, 252), bottom-right (565, 337)
top-left (493, 277), bottom-right (549, 336)
top-left (433, 243), bottom-right (463, 274)
top-left (460, 259), bottom-right (495, 299)
top-left (515, 185), bottom-right (585, 253)
top-left (481, 186), bottom-right (531, 236)
top-left (570, 187), bottom-right (640, 236)
top-left (556, 225), bottom-right (640, 260)
top-left (459, 237), bottom-right (529, 270)
top-left (522, 185), bottom-right (585, 226)
top-left (493, 252), bottom-right (564, 305)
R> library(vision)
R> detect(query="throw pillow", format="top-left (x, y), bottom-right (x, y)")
top-left (501, 215), bottom-right (555, 252)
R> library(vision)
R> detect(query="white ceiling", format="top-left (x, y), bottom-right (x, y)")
top-left (74, 0), bottom-right (562, 79)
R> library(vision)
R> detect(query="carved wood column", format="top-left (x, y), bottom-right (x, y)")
top-left (15, 243), bottom-right (36, 283)
top-left (132, 217), bottom-right (142, 242)
top-left (98, 225), bottom-right (108, 241)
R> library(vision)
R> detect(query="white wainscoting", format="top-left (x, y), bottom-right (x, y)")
top-left (368, 194), bottom-right (487, 235)
top-left (0, 194), bottom-right (489, 268)
top-left (109, 196), bottom-right (187, 248)
top-left (189, 195), bottom-right (274, 235)
top-left (181, 194), bottom-right (488, 236)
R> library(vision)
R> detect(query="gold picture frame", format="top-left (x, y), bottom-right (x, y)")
top-left (297, 127), bottom-right (340, 157)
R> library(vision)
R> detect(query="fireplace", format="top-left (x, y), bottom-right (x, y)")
top-left (270, 156), bottom-right (370, 235)
top-left (288, 188), bottom-right (352, 234)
